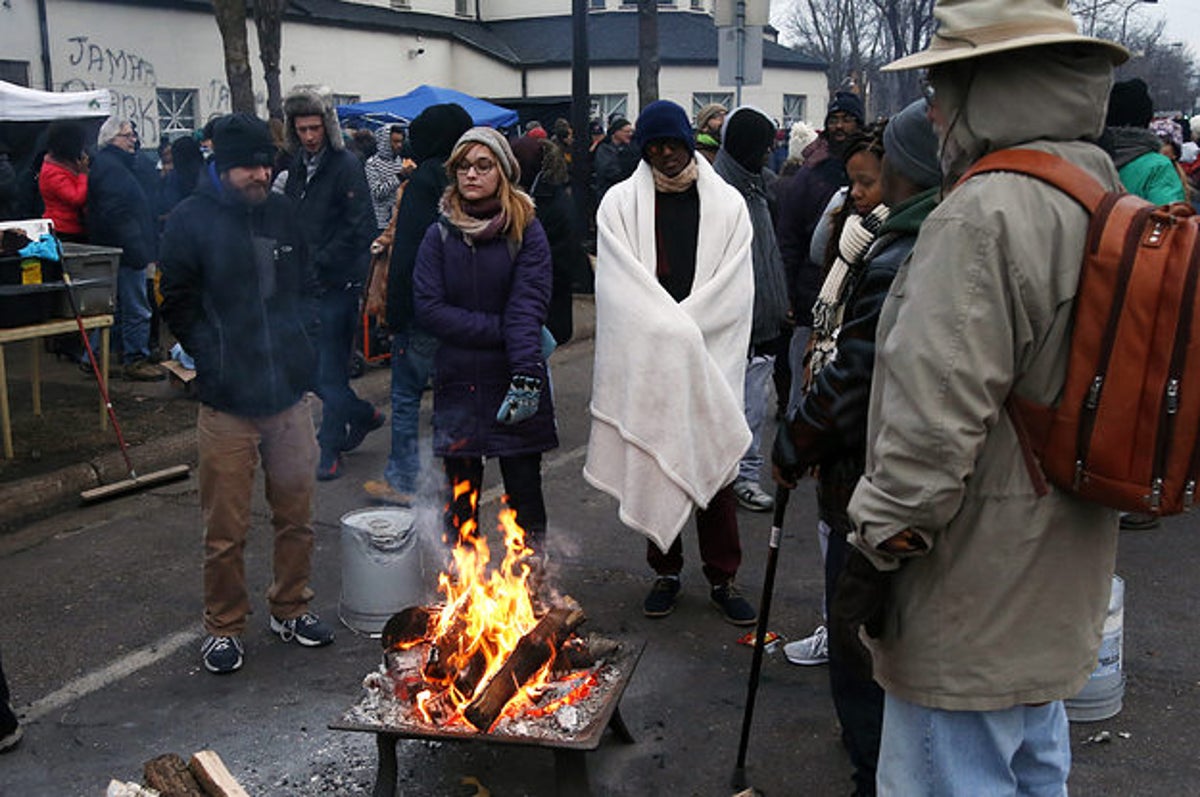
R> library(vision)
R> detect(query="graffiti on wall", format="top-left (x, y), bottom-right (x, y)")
top-left (58, 34), bottom-right (245, 146)
top-left (66, 36), bottom-right (157, 85)
top-left (61, 76), bottom-right (159, 144)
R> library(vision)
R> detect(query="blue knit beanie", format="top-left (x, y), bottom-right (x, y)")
top-left (633, 100), bottom-right (695, 157)
top-left (826, 91), bottom-right (865, 127)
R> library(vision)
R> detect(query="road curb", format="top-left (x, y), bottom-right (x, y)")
top-left (0, 429), bottom-right (198, 532)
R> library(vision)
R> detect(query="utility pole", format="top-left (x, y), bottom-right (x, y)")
top-left (569, 0), bottom-right (594, 293)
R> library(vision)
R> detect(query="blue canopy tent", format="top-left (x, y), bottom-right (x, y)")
top-left (336, 85), bottom-right (519, 130)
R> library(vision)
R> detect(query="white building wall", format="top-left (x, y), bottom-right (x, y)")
top-left (526, 64), bottom-right (827, 126)
top-left (483, 0), bottom-right (572, 20)
top-left (49, 2), bottom-right (239, 144)
top-left (3, 0), bottom-right (821, 148)
top-left (0, 1), bottom-right (51, 88)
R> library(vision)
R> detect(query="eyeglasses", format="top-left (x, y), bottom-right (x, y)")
top-left (455, 158), bottom-right (496, 175)
top-left (114, 131), bottom-right (136, 139)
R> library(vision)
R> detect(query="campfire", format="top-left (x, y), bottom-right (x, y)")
top-left (345, 484), bottom-right (633, 740)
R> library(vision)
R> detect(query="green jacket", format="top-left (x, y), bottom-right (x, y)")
top-left (1118, 151), bottom-right (1187, 205)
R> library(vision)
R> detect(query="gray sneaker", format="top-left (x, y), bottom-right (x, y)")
top-left (733, 479), bottom-right (774, 512)
top-left (784, 624), bottom-right (829, 666)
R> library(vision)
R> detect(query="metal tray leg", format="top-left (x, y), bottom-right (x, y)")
top-left (607, 706), bottom-right (635, 744)
top-left (554, 748), bottom-right (591, 797)
top-left (373, 733), bottom-right (399, 797)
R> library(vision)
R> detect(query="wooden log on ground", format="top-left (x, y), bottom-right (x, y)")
top-left (463, 605), bottom-right (585, 732)
top-left (143, 753), bottom-right (205, 797)
top-left (188, 750), bottom-right (250, 797)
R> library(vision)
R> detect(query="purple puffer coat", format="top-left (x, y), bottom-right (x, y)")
top-left (413, 218), bottom-right (559, 458)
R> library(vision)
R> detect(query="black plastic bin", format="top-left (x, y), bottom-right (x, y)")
top-left (0, 255), bottom-right (65, 329)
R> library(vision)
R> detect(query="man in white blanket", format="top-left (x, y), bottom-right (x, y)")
top-left (583, 99), bottom-right (758, 625)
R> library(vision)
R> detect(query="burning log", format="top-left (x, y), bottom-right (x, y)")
top-left (463, 605), bottom-right (585, 732)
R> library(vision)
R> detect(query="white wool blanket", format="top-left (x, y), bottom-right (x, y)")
top-left (584, 157), bottom-right (754, 552)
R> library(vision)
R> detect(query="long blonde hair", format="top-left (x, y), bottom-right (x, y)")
top-left (444, 140), bottom-right (536, 245)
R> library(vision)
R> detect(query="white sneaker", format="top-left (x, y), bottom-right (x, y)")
top-left (784, 624), bottom-right (829, 666)
top-left (733, 479), bottom-right (774, 512)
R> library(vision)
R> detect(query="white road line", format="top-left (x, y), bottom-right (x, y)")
top-left (478, 444), bottom-right (588, 505)
top-left (22, 629), bottom-right (202, 722)
top-left (20, 445), bottom-right (590, 720)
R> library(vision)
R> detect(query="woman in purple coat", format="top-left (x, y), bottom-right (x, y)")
top-left (414, 127), bottom-right (558, 553)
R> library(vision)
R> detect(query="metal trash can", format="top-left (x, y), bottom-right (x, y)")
top-left (338, 507), bottom-right (427, 637)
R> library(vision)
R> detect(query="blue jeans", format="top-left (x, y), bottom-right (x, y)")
top-left (316, 287), bottom-right (375, 453)
top-left (117, 265), bottom-right (152, 364)
top-left (878, 694), bottom-right (1070, 797)
top-left (383, 328), bottom-right (437, 494)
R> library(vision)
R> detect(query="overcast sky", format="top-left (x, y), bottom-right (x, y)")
top-left (1142, 1), bottom-right (1200, 58)
top-left (770, 1), bottom-right (1200, 62)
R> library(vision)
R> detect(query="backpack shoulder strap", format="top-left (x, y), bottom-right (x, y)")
top-left (957, 148), bottom-right (1110, 215)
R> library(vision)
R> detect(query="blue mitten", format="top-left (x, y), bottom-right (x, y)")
top-left (496, 375), bottom-right (542, 425)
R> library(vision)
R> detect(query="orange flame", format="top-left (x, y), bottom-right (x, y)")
top-left (422, 482), bottom-right (550, 720)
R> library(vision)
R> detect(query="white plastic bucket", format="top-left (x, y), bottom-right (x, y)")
top-left (1065, 574), bottom-right (1125, 722)
top-left (338, 507), bottom-right (427, 637)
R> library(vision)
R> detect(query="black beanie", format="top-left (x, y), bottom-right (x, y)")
top-left (722, 107), bottom-right (776, 173)
top-left (211, 113), bottom-right (276, 172)
top-left (409, 103), bottom-right (474, 162)
top-left (1107, 78), bottom-right (1153, 128)
top-left (826, 91), bottom-right (865, 127)
top-left (633, 100), bottom-right (694, 157)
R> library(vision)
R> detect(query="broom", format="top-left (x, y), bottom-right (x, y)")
top-left (64, 272), bottom-right (190, 502)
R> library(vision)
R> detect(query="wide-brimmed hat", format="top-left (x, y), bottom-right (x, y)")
top-left (883, 0), bottom-right (1128, 72)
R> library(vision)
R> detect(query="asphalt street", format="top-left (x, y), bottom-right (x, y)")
top-left (2, 303), bottom-right (1199, 795)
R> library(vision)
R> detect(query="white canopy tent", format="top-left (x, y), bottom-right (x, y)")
top-left (0, 80), bottom-right (110, 122)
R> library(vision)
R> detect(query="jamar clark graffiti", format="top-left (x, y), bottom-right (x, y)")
top-left (60, 76), bottom-right (159, 144)
top-left (67, 35), bottom-right (156, 85)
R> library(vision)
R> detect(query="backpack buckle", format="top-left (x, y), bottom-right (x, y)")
top-left (1186, 480), bottom-right (1196, 510)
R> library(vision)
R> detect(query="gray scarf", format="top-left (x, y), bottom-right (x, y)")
top-left (713, 148), bottom-right (789, 345)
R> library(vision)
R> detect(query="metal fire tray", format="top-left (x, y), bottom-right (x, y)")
top-left (330, 639), bottom-right (644, 797)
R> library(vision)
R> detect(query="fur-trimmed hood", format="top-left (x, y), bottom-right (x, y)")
top-left (283, 84), bottom-right (344, 152)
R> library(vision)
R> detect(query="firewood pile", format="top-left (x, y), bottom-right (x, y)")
top-left (106, 750), bottom-right (248, 797)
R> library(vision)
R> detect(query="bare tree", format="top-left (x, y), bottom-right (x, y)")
top-left (254, 0), bottom-right (287, 121)
top-left (211, 0), bottom-right (255, 114)
top-left (637, 0), bottom-right (660, 111)
top-left (777, 0), bottom-right (932, 116)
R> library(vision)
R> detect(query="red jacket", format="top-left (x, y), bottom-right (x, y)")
top-left (39, 156), bottom-right (88, 235)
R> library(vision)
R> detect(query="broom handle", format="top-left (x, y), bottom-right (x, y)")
top-left (64, 273), bottom-right (137, 477)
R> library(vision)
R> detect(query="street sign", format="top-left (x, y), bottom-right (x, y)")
top-left (718, 25), bottom-right (763, 87)
top-left (713, 0), bottom-right (770, 27)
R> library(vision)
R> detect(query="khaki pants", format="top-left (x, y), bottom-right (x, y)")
top-left (198, 398), bottom-right (318, 636)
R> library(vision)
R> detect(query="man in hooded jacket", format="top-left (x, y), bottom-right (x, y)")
top-left (362, 103), bottom-right (473, 506)
top-left (844, 1), bottom-right (1129, 791)
top-left (283, 85), bottom-right (380, 481)
top-left (712, 107), bottom-right (790, 513)
top-left (365, 124), bottom-right (415, 233)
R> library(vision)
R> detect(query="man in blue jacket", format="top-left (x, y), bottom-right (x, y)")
top-left (160, 114), bottom-right (334, 675)
top-left (283, 86), bottom-right (382, 480)
top-left (87, 117), bottom-right (164, 381)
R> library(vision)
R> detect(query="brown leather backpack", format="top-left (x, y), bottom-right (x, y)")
top-left (961, 148), bottom-right (1200, 516)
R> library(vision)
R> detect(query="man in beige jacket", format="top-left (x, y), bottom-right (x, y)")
top-left (845, 1), bottom-right (1128, 792)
